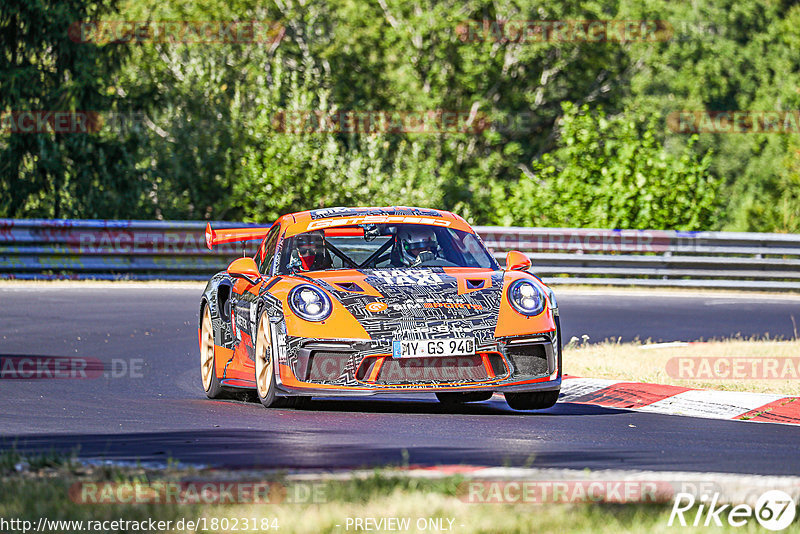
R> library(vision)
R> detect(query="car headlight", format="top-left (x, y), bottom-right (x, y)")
top-left (288, 284), bottom-right (332, 322)
top-left (507, 279), bottom-right (546, 317)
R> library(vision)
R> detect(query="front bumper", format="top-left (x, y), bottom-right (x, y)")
top-left (276, 328), bottom-right (562, 396)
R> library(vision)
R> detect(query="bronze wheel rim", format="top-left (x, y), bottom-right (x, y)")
top-left (200, 306), bottom-right (215, 391)
top-left (255, 315), bottom-right (273, 397)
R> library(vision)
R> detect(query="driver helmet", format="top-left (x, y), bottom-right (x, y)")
top-left (295, 231), bottom-right (326, 271)
top-left (398, 226), bottom-right (438, 266)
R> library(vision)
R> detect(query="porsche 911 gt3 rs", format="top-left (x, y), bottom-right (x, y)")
top-left (199, 206), bottom-right (561, 410)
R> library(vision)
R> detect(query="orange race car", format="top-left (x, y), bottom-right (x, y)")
top-left (199, 207), bottom-right (561, 410)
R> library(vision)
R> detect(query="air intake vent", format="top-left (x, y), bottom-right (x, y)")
top-left (356, 357), bottom-right (378, 381)
top-left (486, 353), bottom-right (507, 376)
top-left (306, 351), bottom-right (351, 381)
top-left (335, 282), bottom-right (363, 292)
top-left (376, 355), bottom-right (488, 384)
top-left (466, 279), bottom-right (485, 289)
top-left (506, 344), bottom-right (549, 377)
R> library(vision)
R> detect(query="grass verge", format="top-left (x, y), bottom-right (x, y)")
top-left (1, 455), bottom-right (795, 534)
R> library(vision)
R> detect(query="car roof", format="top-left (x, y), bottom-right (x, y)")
top-left (281, 206), bottom-right (474, 237)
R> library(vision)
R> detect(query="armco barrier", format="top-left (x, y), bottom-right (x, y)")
top-left (0, 219), bottom-right (262, 281)
top-left (2, 219), bottom-right (800, 289)
top-left (474, 226), bottom-right (800, 290)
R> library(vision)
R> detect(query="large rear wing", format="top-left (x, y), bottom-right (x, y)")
top-left (205, 223), bottom-right (271, 250)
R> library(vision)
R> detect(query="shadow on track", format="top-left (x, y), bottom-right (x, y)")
top-left (0, 400), bottom-right (638, 469)
top-left (202, 394), bottom-right (635, 418)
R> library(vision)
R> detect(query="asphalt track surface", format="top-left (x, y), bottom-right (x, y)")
top-left (1, 285), bottom-right (799, 475)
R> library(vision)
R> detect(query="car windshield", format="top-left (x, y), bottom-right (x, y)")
top-left (277, 224), bottom-right (498, 274)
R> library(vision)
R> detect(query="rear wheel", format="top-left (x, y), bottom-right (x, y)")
top-left (200, 304), bottom-right (225, 399)
top-left (436, 391), bottom-right (493, 404)
top-left (504, 390), bottom-right (559, 410)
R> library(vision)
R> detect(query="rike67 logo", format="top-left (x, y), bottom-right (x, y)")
top-left (669, 490), bottom-right (797, 530)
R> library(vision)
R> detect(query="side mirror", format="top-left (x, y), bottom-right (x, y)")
top-left (227, 257), bottom-right (261, 284)
top-left (505, 250), bottom-right (531, 271)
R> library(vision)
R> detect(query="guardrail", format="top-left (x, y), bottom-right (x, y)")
top-left (2, 219), bottom-right (800, 290)
top-left (0, 219), bottom-right (260, 281)
top-left (475, 226), bottom-right (800, 290)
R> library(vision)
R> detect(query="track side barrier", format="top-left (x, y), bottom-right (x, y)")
top-left (2, 219), bottom-right (800, 289)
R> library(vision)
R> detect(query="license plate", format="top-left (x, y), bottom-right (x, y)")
top-left (392, 338), bottom-right (475, 359)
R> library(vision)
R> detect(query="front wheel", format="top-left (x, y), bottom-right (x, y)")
top-left (504, 390), bottom-right (559, 410)
top-left (254, 310), bottom-right (311, 408)
top-left (254, 310), bottom-right (279, 407)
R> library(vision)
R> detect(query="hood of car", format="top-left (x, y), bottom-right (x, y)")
top-left (299, 267), bottom-right (505, 342)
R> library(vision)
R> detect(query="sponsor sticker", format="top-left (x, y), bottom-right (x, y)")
top-left (372, 270), bottom-right (444, 286)
top-left (366, 302), bottom-right (388, 313)
top-left (424, 301), bottom-right (483, 310)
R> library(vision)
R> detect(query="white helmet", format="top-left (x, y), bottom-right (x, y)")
top-left (398, 226), bottom-right (438, 266)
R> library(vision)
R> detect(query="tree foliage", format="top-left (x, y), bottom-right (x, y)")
top-left (0, 0), bottom-right (144, 218)
top-left (2, 0), bottom-right (799, 231)
top-left (504, 103), bottom-right (719, 229)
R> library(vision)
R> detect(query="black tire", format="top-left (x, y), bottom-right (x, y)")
top-left (436, 391), bottom-right (493, 404)
top-left (504, 390), bottom-right (560, 410)
top-left (254, 309), bottom-right (279, 407)
top-left (200, 304), bottom-right (226, 399)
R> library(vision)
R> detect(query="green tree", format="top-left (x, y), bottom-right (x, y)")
top-left (0, 0), bottom-right (143, 218)
top-left (6, 0), bottom-right (800, 233)
top-left (233, 60), bottom-right (447, 222)
top-left (505, 103), bottom-right (720, 230)
top-left (622, 0), bottom-right (800, 231)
